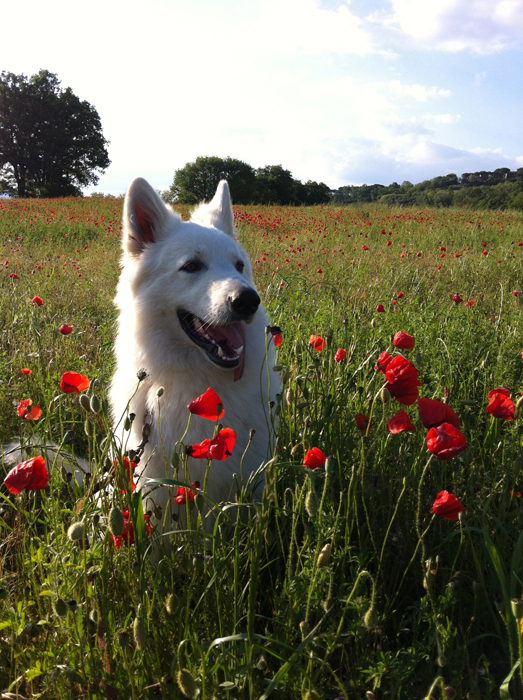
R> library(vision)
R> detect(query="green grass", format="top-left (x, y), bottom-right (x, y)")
top-left (1, 198), bottom-right (523, 699)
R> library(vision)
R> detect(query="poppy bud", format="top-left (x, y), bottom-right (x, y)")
top-left (117, 631), bottom-right (130, 648)
top-left (166, 593), bottom-right (179, 615)
top-left (89, 608), bottom-right (99, 624)
top-left (133, 615), bottom-right (146, 650)
top-left (137, 369), bottom-right (147, 381)
top-left (318, 543), bottom-right (331, 567)
top-left (153, 504), bottom-right (163, 520)
top-left (84, 419), bottom-right (94, 437)
top-left (67, 521), bottom-right (85, 542)
top-left (62, 430), bottom-right (74, 445)
top-left (195, 494), bottom-right (204, 512)
top-left (291, 444), bottom-right (303, 457)
top-left (108, 505), bottom-right (124, 538)
top-left (370, 318), bottom-right (376, 328)
top-left (437, 655), bottom-right (447, 667)
top-left (363, 606), bottom-right (378, 629)
top-left (445, 686), bottom-right (456, 699)
top-left (285, 388), bottom-right (294, 406)
top-left (381, 387), bottom-right (391, 404)
top-left (305, 490), bottom-right (319, 518)
top-left (257, 654), bottom-right (268, 672)
top-left (299, 620), bottom-right (309, 639)
top-left (157, 386), bottom-right (164, 397)
top-left (79, 394), bottom-right (91, 412)
top-left (177, 668), bottom-right (197, 698)
top-left (302, 692), bottom-right (320, 700)
top-left (93, 513), bottom-right (100, 526)
top-left (90, 395), bottom-right (101, 414)
top-left (517, 396), bottom-right (523, 411)
top-left (325, 456), bottom-right (335, 477)
top-left (511, 598), bottom-right (523, 620)
top-left (48, 399), bottom-right (57, 414)
top-left (272, 365), bottom-right (282, 371)
top-left (53, 597), bottom-right (68, 618)
top-left (124, 416), bottom-right (131, 431)
top-left (366, 693), bottom-right (376, 700)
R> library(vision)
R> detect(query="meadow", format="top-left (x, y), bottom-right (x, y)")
top-left (1, 196), bottom-right (523, 699)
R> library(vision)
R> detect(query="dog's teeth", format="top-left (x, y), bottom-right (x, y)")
top-left (218, 347), bottom-right (225, 358)
top-left (236, 345), bottom-right (244, 355)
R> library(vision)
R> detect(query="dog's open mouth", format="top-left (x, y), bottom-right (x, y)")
top-left (177, 310), bottom-right (246, 381)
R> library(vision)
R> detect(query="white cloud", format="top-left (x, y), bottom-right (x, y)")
top-left (386, 0), bottom-right (523, 54)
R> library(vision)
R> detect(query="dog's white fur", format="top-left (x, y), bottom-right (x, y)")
top-left (109, 178), bottom-right (277, 523)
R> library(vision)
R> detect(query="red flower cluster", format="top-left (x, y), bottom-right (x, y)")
top-left (112, 456), bottom-right (137, 492)
top-left (4, 456), bottom-right (49, 494)
top-left (432, 491), bottom-right (464, 521)
top-left (187, 388), bottom-right (225, 421)
top-left (174, 482), bottom-right (199, 505)
top-left (427, 423), bottom-right (468, 461)
top-left (60, 372), bottom-right (90, 394)
top-left (303, 447), bottom-right (326, 470)
top-left (309, 335), bottom-right (327, 352)
top-left (189, 427), bottom-right (236, 461)
top-left (387, 410), bottom-right (416, 434)
top-left (485, 388), bottom-right (515, 421)
top-left (384, 356), bottom-right (422, 406)
top-left (393, 332), bottom-right (415, 349)
top-left (334, 348), bottom-right (347, 362)
top-left (112, 509), bottom-right (151, 550)
top-left (16, 399), bottom-right (42, 421)
top-left (355, 414), bottom-right (372, 432)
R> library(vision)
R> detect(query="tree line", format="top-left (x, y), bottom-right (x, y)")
top-left (166, 156), bottom-right (331, 205)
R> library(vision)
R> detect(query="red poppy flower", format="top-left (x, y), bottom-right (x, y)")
top-left (31, 296), bottom-right (43, 306)
top-left (21, 368), bottom-right (32, 376)
top-left (375, 351), bottom-right (393, 374)
top-left (334, 348), bottom-right (347, 362)
top-left (187, 388), bottom-right (225, 421)
top-left (452, 294), bottom-right (463, 304)
top-left (387, 410), bottom-right (416, 434)
top-left (385, 356), bottom-right (422, 406)
top-left (355, 414), bottom-right (372, 432)
top-left (432, 491), bottom-right (464, 521)
top-left (112, 509), bottom-right (151, 550)
top-left (112, 456), bottom-right (137, 492)
top-left (309, 335), bottom-right (327, 352)
top-left (418, 398), bottom-right (460, 430)
top-left (174, 482), bottom-right (199, 505)
top-left (271, 333), bottom-right (282, 347)
top-left (4, 455), bottom-right (49, 494)
top-left (59, 324), bottom-right (73, 335)
top-left (16, 399), bottom-right (42, 421)
top-left (189, 427), bottom-right (236, 461)
top-left (376, 304), bottom-right (385, 313)
top-left (397, 292), bottom-right (404, 298)
top-left (60, 372), bottom-right (90, 394)
top-left (485, 388), bottom-right (515, 421)
top-left (302, 447), bottom-right (326, 470)
top-left (393, 332), bottom-right (415, 349)
top-left (9, 273), bottom-right (18, 279)
top-left (426, 423), bottom-right (468, 461)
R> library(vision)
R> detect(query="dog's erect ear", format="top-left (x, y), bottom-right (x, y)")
top-left (190, 180), bottom-right (235, 237)
top-left (123, 177), bottom-right (170, 256)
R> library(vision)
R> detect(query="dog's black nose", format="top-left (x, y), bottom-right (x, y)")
top-left (229, 288), bottom-right (260, 318)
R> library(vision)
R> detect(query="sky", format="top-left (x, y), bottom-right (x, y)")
top-left (1, 0), bottom-right (522, 194)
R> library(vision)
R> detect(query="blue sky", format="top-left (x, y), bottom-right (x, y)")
top-left (1, 0), bottom-right (522, 194)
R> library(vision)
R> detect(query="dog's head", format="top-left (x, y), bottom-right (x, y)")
top-left (120, 177), bottom-right (262, 380)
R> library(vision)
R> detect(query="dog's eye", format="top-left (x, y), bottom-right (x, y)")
top-left (235, 261), bottom-right (245, 273)
top-left (181, 260), bottom-right (203, 273)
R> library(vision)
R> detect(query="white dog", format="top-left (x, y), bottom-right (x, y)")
top-left (109, 177), bottom-right (278, 526)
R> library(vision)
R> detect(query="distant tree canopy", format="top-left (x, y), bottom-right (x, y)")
top-left (0, 70), bottom-right (110, 198)
top-left (170, 156), bottom-right (332, 206)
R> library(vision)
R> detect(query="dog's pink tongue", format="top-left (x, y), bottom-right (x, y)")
top-left (208, 322), bottom-right (246, 382)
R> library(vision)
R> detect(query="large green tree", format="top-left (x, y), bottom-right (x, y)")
top-left (171, 156), bottom-right (257, 204)
top-left (0, 70), bottom-right (110, 197)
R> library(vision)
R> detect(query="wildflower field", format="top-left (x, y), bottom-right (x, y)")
top-left (1, 196), bottom-right (523, 699)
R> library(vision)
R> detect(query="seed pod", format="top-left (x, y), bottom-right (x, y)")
top-left (67, 521), bottom-right (85, 542)
top-left (108, 506), bottom-right (124, 538)
top-left (79, 394), bottom-right (91, 412)
top-left (133, 615), bottom-right (146, 650)
top-left (305, 490), bottom-right (319, 518)
top-left (90, 395), bottom-right (101, 413)
top-left (171, 451), bottom-right (180, 469)
top-left (363, 606), bottom-right (378, 629)
top-left (318, 543), bottom-right (331, 567)
top-left (53, 597), bottom-right (68, 618)
top-left (177, 668), bottom-right (197, 698)
top-left (166, 593), bottom-right (179, 615)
